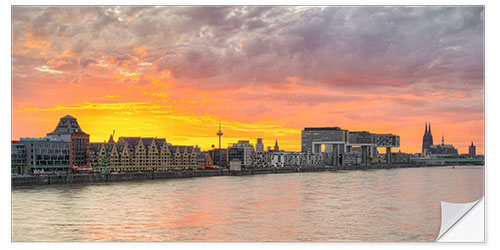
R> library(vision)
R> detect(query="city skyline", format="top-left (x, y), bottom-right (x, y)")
top-left (12, 6), bottom-right (484, 154)
top-left (12, 114), bottom-right (478, 155)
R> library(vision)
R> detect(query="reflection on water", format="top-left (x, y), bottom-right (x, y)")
top-left (12, 166), bottom-right (484, 242)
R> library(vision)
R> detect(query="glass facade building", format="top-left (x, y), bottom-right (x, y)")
top-left (17, 139), bottom-right (71, 174)
top-left (301, 127), bottom-right (348, 153)
top-left (11, 142), bottom-right (27, 175)
top-left (227, 140), bottom-right (254, 168)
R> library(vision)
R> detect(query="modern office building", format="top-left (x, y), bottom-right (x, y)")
top-left (342, 152), bottom-right (358, 165)
top-left (209, 148), bottom-right (228, 167)
top-left (270, 151), bottom-right (284, 168)
top-left (301, 127), bottom-right (349, 154)
top-left (469, 141), bottom-right (476, 157)
top-left (46, 115), bottom-right (90, 172)
top-left (253, 151), bottom-right (271, 168)
top-left (253, 150), bottom-right (324, 168)
top-left (15, 137), bottom-right (71, 174)
top-left (348, 131), bottom-right (377, 159)
top-left (301, 127), bottom-right (399, 165)
top-left (227, 140), bottom-right (255, 168)
top-left (283, 152), bottom-right (300, 166)
top-left (11, 141), bottom-right (27, 175)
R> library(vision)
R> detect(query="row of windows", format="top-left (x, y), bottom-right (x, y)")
top-left (35, 143), bottom-right (69, 149)
top-left (100, 151), bottom-right (192, 157)
top-left (32, 168), bottom-right (70, 174)
top-left (36, 155), bottom-right (70, 161)
top-left (90, 163), bottom-right (197, 168)
top-left (35, 148), bottom-right (70, 154)
top-left (12, 150), bottom-right (26, 155)
top-left (12, 159), bottom-right (26, 164)
top-left (35, 160), bottom-right (70, 166)
top-left (92, 165), bottom-right (196, 171)
top-left (11, 154), bottom-right (26, 159)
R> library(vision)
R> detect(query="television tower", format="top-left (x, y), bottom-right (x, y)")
top-left (217, 121), bottom-right (223, 149)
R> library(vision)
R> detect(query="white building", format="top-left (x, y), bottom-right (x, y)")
top-left (269, 151), bottom-right (324, 168)
top-left (229, 159), bottom-right (241, 171)
top-left (270, 151), bottom-right (285, 168)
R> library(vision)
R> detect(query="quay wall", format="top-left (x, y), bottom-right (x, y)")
top-left (11, 164), bottom-right (455, 187)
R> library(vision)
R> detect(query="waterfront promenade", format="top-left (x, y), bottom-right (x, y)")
top-left (11, 163), bottom-right (470, 187)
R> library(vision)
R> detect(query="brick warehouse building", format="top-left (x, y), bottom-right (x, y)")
top-left (46, 115), bottom-right (91, 172)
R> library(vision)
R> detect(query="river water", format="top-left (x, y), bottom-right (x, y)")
top-left (11, 166), bottom-right (484, 242)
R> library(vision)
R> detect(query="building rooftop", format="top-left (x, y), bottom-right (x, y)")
top-left (350, 131), bottom-right (372, 134)
top-left (118, 137), bottom-right (141, 145)
top-left (47, 115), bottom-right (87, 135)
top-left (303, 127), bottom-right (343, 131)
top-left (20, 137), bottom-right (63, 142)
top-left (430, 144), bottom-right (456, 149)
top-left (230, 140), bottom-right (254, 147)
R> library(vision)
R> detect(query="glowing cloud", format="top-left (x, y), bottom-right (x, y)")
top-left (11, 6), bottom-right (484, 154)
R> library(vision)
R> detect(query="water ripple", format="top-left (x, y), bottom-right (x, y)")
top-left (12, 166), bottom-right (483, 242)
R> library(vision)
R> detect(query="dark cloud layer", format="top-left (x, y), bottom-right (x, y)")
top-left (11, 6), bottom-right (485, 154)
top-left (12, 6), bottom-right (484, 92)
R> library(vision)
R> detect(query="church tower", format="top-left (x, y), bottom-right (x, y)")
top-left (469, 141), bottom-right (476, 157)
top-left (422, 122), bottom-right (434, 154)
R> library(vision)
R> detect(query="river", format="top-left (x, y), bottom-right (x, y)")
top-left (11, 166), bottom-right (484, 242)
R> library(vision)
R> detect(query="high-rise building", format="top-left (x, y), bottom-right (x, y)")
top-left (46, 115), bottom-right (90, 172)
top-left (301, 126), bottom-right (399, 166)
top-left (469, 141), bottom-right (476, 157)
top-left (256, 138), bottom-right (264, 152)
top-left (422, 122), bottom-right (434, 154)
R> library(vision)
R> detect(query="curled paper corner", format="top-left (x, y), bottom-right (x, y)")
top-left (436, 197), bottom-right (484, 242)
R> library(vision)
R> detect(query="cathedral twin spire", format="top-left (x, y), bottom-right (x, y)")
top-left (422, 122), bottom-right (434, 154)
top-left (425, 122), bottom-right (432, 134)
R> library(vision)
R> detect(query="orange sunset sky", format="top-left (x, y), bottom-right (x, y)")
top-left (11, 6), bottom-right (484, 154)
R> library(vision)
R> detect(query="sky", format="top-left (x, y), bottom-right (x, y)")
top-left (11, 6), bottom-right (484, 154)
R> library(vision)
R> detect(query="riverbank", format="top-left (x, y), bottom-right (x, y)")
top-left (11, 163), bottom-right (468, 187)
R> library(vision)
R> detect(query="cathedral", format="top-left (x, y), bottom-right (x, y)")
top-left (421, 122), bottom-right (458, 156)
top-left (422, 122), bottom-right (434, 154)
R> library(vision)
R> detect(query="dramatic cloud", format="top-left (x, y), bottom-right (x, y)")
top-left (11, 6), bottom-right (484, 154)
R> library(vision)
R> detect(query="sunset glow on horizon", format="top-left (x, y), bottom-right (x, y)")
top-left (11, 6), bottom-right (484, 154)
